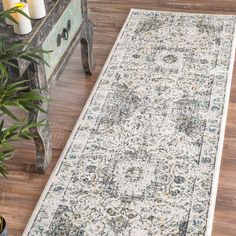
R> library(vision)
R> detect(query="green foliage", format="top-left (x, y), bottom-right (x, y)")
top-left (0, 40), bottom-right (50, 74)
top-left (0, 120), bottom-right (45, 177)
top-left (0, 7), bottom-right (49, 177)
top-left (0, 79), bottom-right (46, 121)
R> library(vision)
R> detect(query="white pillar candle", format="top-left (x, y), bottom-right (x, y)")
top-left (12, 3), bottom-right (32, 35)
top-left (2, 0), bottom-right (18, 10)
top-left (2, 0), bottom-right (19, 25)
top-left (27, 0), bottom-right (46, 19)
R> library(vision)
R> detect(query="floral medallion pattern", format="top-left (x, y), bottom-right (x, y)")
top-left (25, 10), bottom-right (236, 236)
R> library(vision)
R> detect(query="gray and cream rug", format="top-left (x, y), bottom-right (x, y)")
top-left (24, 9), bottom-right (236, 236)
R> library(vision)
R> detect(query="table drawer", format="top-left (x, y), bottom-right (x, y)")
top-left (42, 0), bottom-right (83, 80)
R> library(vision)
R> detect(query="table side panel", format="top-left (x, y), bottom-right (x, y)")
top-left (42, 0), bottom-right (82, 80)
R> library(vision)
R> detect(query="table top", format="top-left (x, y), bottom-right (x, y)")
top-left (0, 0), bottom-right (70, 45)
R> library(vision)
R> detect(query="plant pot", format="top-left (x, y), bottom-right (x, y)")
top-left (0, 217), bottom-right (7, 236)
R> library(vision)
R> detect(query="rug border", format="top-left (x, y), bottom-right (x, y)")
top-left (23, 9), bottom-right (236, 235)
top-left (131, 8), bottom-right (236, 17)
top-left (205, 18), bottom-right (236, 236)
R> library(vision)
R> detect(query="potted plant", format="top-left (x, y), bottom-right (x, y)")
top-left (0, 7), bottom-right (49, 234)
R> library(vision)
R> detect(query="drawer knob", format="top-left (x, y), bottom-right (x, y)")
top-left (62, 28), bottom-right (69, 40)
top-left (67, 19), bottom-right (71, 31)
top-left (57, 34), bottom-right (62, 47)
top-left (56, 19), bottom-right (71, 47)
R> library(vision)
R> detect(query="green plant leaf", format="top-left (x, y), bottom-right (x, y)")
top-left (0, 6), bottom-right (30, 25)
top-left (7, 80), bottom-right (28, 89)
top-left (0, 106), bottom-right (18, 121)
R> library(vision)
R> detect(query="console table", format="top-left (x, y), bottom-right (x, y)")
top-left (0, 0), bottom-right (94, 172)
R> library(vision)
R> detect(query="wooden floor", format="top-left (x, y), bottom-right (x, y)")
top-left (1, 1), bottom-right (236, 235)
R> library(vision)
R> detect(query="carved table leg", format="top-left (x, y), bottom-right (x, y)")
top-left (27, 62), bottom-right (52, 172)
top-left (80, 19), bottom-right (95, 74)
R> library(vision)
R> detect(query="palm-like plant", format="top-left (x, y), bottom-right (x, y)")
top-left (0, 7), bottom-right (49, 234)
top-left (0, 7), bottom-right (49, 178)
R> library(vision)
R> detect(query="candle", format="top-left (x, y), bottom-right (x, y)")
top-left (12, 3), bottom-right (32, 35)
top-left (2, 0), bottom-right (19, 25)
top-left (27, 0), bottom-right (46, 19)
top-left (2, 0), bottom-right (18, 10)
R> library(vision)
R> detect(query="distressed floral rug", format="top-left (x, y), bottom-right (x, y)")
top-left (24, 9), bottom-right (236, 236)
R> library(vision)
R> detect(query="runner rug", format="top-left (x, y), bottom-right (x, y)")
top-left (24, 9), bottom-right (236, 236)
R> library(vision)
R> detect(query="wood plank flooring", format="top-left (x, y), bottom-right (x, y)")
top-left (1, 1), bottom-right (236, 235)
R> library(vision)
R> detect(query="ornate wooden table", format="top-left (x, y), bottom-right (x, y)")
top-left (0, 0), bottom-right (94, 172)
